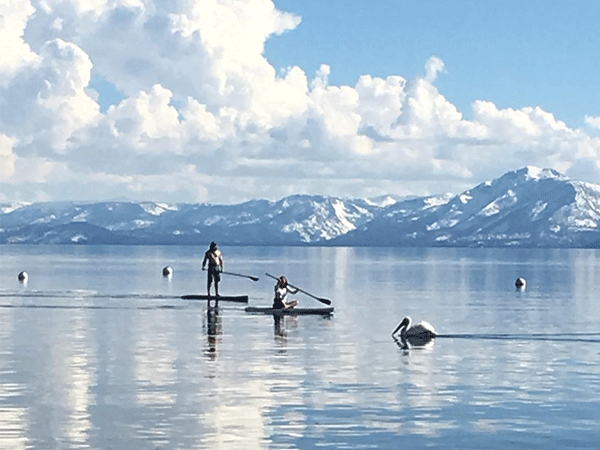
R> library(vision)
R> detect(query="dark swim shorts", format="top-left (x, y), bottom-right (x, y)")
top-left (208, 265), bottom-right (222, 283)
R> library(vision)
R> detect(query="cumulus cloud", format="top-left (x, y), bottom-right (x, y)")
top-left (0, 134), bottom-right (17, 181)
top-left (424, 56), bottom-right (445, 83)
top-left (585, 115), bottom-right (600, 130)
top-left (1, 0), bottom-right (600, 203)
top-left (0, 0), bottom-right (36, 82)
top-left (0, 37), bottom-right (99, 160)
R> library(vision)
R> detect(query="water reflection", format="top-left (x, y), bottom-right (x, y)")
top-left (0, 309), bottom-right (27, 450)
top-left (4, 246), bottom-right (600, 448)
top-left (393, 335), bottom-right (436, 351)
top-left (273, 315), bottom-right (285, 338)
top-left (204, 305), bottom-right (222, 361)
top-left (272, 315), bottom-right (299, 353)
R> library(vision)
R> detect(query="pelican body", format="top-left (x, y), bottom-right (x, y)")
top-left (392, 316), bottom-right (437, 340)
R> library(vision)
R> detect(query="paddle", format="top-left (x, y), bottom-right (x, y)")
top-left (203, 268), bottom-right (259, 282)
top-left (265, 272), bottom-right (332, 305)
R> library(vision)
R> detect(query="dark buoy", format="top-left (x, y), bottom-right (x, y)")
top-left (162, 266), bottom-right (173, 277)
top-left (515, 277), bottom-right (526, 289)
top-left (18, 271), bottom-right (28, 282)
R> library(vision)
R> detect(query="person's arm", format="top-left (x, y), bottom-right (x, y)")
top-left (288, 286), bottom-right (299, 295)
top-left (201, 252), bottom-right (208, 270)
top-left (218, 252), bottom-right (224, 271)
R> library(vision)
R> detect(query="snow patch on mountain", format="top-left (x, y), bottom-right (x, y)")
top-left (332, 200), bottom-right (357, 233)
top-left (279, 198), bottom-right (368, 242)
top-left (32, 215), bottom-right (57, 224)
top-left (1, 203), bottom-right (29, 214)
top-left (141, 202), bottom-right (177, 216)
top-left (365, 195), bottom-right (399, 207)
top-left (524, 166), bottom-right (566, 181)
top-left (459, 193), bottom-right (471, 204)
top-left (530, 201), bottom-right (547, 221)
top-left (204, 216), bottom-right (226, 226)
top-left (73, 211), bottom-right (89, 221)
top-left (425, 194), bottom-right (454, 208)
top-left (479, 190), bottom-right (517, 217)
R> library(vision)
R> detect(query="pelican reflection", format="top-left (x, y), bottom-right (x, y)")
top-left (393, 335), bottom-right (436, 350)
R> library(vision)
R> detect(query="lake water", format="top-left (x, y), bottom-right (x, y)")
top-left (1, 245), bottom-right (600, 449)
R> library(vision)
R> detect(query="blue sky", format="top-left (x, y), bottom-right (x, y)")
top-left (266, 0), bottom-right (600, 128)
top-left (2, 0), bottom-right (600, 204)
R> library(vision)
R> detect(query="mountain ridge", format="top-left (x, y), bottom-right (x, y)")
top-left (2, 166), bottom-right (600, 247)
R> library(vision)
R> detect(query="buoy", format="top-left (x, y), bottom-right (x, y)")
top-left (515, 277), bottom-right (526, 289)
top-left (18, 271), bottom-right (28, 282)
top-left (162, 266), bottom-right (173, 277)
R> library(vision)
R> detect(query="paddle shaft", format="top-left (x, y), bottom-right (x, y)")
top-left (265, 272), bottom-right (331, 305)
top-left (203, 268), bottom-right (259, 281)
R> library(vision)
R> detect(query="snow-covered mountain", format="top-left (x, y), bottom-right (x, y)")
top-left (2, 167), bottom-right (600, 247)
top-left (332, 166), bottom-right (600, 247)
top-left (0, 195), bottom-right (386, 245)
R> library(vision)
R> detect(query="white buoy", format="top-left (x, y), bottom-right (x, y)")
top-left (162, 266), bottom-right (173, 277)
top-left (18, 271), bottom-right (28, 282)
top-left (515, 277), bottom-right (526, 289)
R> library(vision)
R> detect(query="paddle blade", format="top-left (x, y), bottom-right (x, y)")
top-left (317, 298), bottom-right (332, 305)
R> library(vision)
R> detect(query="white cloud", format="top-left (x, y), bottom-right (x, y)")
top-left (0, 0), bottom-right (36, 83)
top-left (0, 37), bottom-right (99, 155)
top-left (424, 56), bottom-right (445, 83)
top-left (355, 73), bottom-right (406, 138)
top-left (2, 0), bottom-right (600, 203)
top-left (585, 115), bottom-right (600, 130)
top-left (0, 134), bottom-right (17, 181)
top-left (106, 84), bottom-right (180, 144)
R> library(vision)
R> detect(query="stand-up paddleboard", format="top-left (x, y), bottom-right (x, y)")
top-left (181, 294), bottom-right (248, 303)
top-left (245, 306), bottom-right (334, 315)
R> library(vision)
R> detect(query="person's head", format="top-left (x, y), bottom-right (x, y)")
top-left (210, 241), bottom-right (217, 250)
top-left (277, 275), bottom-right (288, 287)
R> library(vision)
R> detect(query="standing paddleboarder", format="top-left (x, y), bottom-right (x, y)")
top-left (202, 241), bottom-right (224, 298)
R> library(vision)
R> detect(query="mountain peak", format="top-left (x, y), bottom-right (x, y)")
top-left (476, 166), bottom-right (568, 191)
top-left (518, 166), bottom-right (565, 181)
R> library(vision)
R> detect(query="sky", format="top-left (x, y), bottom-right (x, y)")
top-left (2, 0), bottom-right (600, 205)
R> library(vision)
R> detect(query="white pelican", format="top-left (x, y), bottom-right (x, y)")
top-left (515, 277), bottom-right (526, 289)
top-left (392, 316), bottom-right (437, 340)
top-left (162, 266), bottom-right (173, 277)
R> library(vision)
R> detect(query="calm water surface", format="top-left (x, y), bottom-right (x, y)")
top-left (1, 245), bottom-right (600, 449)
